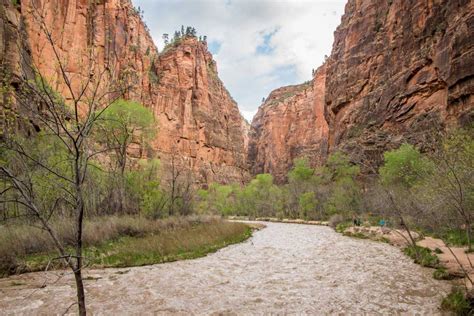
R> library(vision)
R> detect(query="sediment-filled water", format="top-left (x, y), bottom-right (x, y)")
top-left (0, 222), bottom-right (449, 314)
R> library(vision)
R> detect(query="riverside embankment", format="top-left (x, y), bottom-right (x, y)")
top-left (0, 222), bottom-right (449, 314)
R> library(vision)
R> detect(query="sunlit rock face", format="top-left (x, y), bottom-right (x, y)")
top-left (249, 0), bottom-right (473, 179)
top-left (11, 0), bottom-right (249, 185)
top-left (324, 0), bottom-right (473, 172)
top-left (152, 37), bottom-right (249, 185)
top-left (3, 0), bottom-right (474, 184)
top-left (248, 65), bottom-right (329, 183)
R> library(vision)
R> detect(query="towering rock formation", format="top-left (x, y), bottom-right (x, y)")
top-left (249, 0), bottom-right (473, 179)
top-left (1, 0), bottom-right (248, 184)
top-left (151, 38), bottom-right (248, 184)
top-left (325, 0), bottom-right (473, 171)
top-left (3, 0), bottom-right (473, 184)
top-left (248, 66), bottom-right (328, 182)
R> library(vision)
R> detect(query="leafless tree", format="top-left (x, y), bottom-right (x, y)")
top-left (0, 2), bottom-right (132, 314)
top-left (163, 149), bottom-right (195, 217)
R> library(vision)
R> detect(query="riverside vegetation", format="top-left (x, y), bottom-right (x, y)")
top-left (0, 11), bottom-right (251, 314)
top-left (197, 126), bottom-right (474, 314)
top-left (0, 69), bottom-right (472, 316)
top-left (0, 6), bottom-right (472, 315)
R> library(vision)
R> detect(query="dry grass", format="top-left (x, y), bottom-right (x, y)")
top-left (0, 216), bottom-right (250, 276)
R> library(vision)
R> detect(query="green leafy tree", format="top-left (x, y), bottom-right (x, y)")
top-left (379, 144), bottom-right (433, 252)
top-left (288, 158), bottom-right (314, 182)
top-left (380, 143), bottom-right (431, 188)
top-left (423, 128), bottom-right (474, 252)
top-left (299, 191), bottom-right (318, 219)
top-left (322, 152), bottom-right (361, 218)
top-left (95, 100), bottom-right (155, 214)
top-left (96, 99), bottom-right (155, 175)
top-left (240, 174), bottom-right (283, 218)
top-left (198, 183), bottom-right (235, 216)
top-left (133, 159), bottom-right (168, 218)
top-left (287, 158), bottom-right (315, 218)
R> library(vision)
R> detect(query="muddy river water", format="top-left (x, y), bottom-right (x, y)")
top-left (0, 222), bottom-right (450, 314)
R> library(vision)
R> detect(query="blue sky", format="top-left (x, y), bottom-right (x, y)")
top-left (132, 0), bottom-right (346, 121)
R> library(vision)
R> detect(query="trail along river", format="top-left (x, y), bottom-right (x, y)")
top-left (0, 222), bottom-right (450, 315)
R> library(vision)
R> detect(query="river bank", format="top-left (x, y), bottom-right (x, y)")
top-left (0, 216), bottom-right (252, 277)
top-left (0, 222), bottom-right (449, 314)
top-left (231, 216), bottom-right (473, 286)
top-left (343, 225), bottom-right (474, 288)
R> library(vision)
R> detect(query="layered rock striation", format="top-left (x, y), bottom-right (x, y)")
top-left (249, 0), bottom-right (474, 179)
top-left (325, 0), bottom-right (474, 171)
top-left (2, 0), bottom-right (248, 184)
top-left (3, 0), bottom-right (473, 184)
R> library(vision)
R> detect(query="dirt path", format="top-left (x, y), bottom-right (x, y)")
top-left (0, 222), bottom-right (450, 314)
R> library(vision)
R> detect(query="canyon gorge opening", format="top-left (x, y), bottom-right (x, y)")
top-left (0, 0), bottom-right (473, 314)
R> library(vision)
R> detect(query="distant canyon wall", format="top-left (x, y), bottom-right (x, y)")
top-left (249, 0), bottom-right (473, 182)
top-left (248, 65), bottom-right (328, 181)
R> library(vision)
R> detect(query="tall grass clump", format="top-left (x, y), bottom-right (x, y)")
top-left (0, 215), bottom-right (241, 276)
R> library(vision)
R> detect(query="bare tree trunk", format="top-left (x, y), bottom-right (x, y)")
top-left (73, 270), bottom-right (87, 316)
top-left (386, 189), bottom-right (420, 256)
top-left (74, 154), bottom-right (87, 314)
top-left (467, 219), bottom-right (472, 253)
top-left (118, 144), bottom-right (127, 214)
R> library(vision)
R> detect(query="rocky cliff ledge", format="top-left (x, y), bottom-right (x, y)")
top-left (249, 0), bottom-right (473, 179)
top-left (1, 0), bottom-right (248, 185)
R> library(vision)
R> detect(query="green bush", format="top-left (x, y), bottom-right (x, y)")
top-left (335, 221), bottom-right (352, 233)
top-left (441, 288), bottom-right (472, 315)
top-left (403, 246), bottom-right (439, 268)
top-left (433, 267), bottom-right (455, 280)
top-left (442, 229), bottom-right (471, 247)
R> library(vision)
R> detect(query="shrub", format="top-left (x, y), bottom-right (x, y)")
top-left (329, 214), bottom-right (345, 228)
top-left (441, 288), bottom-right (472, 315)
top-left (403, 246), bottom-right (439, 268)
top-left (0, 215), bottom-right (221, 276)
top-left (433, 267), bottom-right (455, 280)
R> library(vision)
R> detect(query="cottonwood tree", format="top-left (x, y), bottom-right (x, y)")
top-left (428, 128), bottom-right (474, 252)
top-left (0, 3), bottom-right (132, 314)
top-left (286, 158), bottom-right (316, 218)
top-left (95, 99), bottom-right (155, 214)
top-left (378, 144), bottom-right (432, 254)
top-left (321, 152), bottom-right (361, 218)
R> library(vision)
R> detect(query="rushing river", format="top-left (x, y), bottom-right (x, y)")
top-left (0, 222), bottom-right (450, 315)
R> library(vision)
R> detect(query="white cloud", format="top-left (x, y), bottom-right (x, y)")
top-left (132, 0), bottom-right (346, 121)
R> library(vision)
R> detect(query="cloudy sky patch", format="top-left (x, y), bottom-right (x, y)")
top-left (132, 0), bottom-right (346, 121)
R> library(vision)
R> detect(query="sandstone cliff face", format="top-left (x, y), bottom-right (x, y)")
top-left (0, 0), bottom-right (32, 134)
top-left (0, 0), bottom-right (28, 81)
top-left (324, 0), bottom-right (474, 171)
top-left (248, 65), bottom-right (329, 182)
top-left (10, 0), bottom-right (248, 184)
top-left (249, 0), bottom-right (473, 179)
top-left (151, 38), bottom-right (248, 184)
